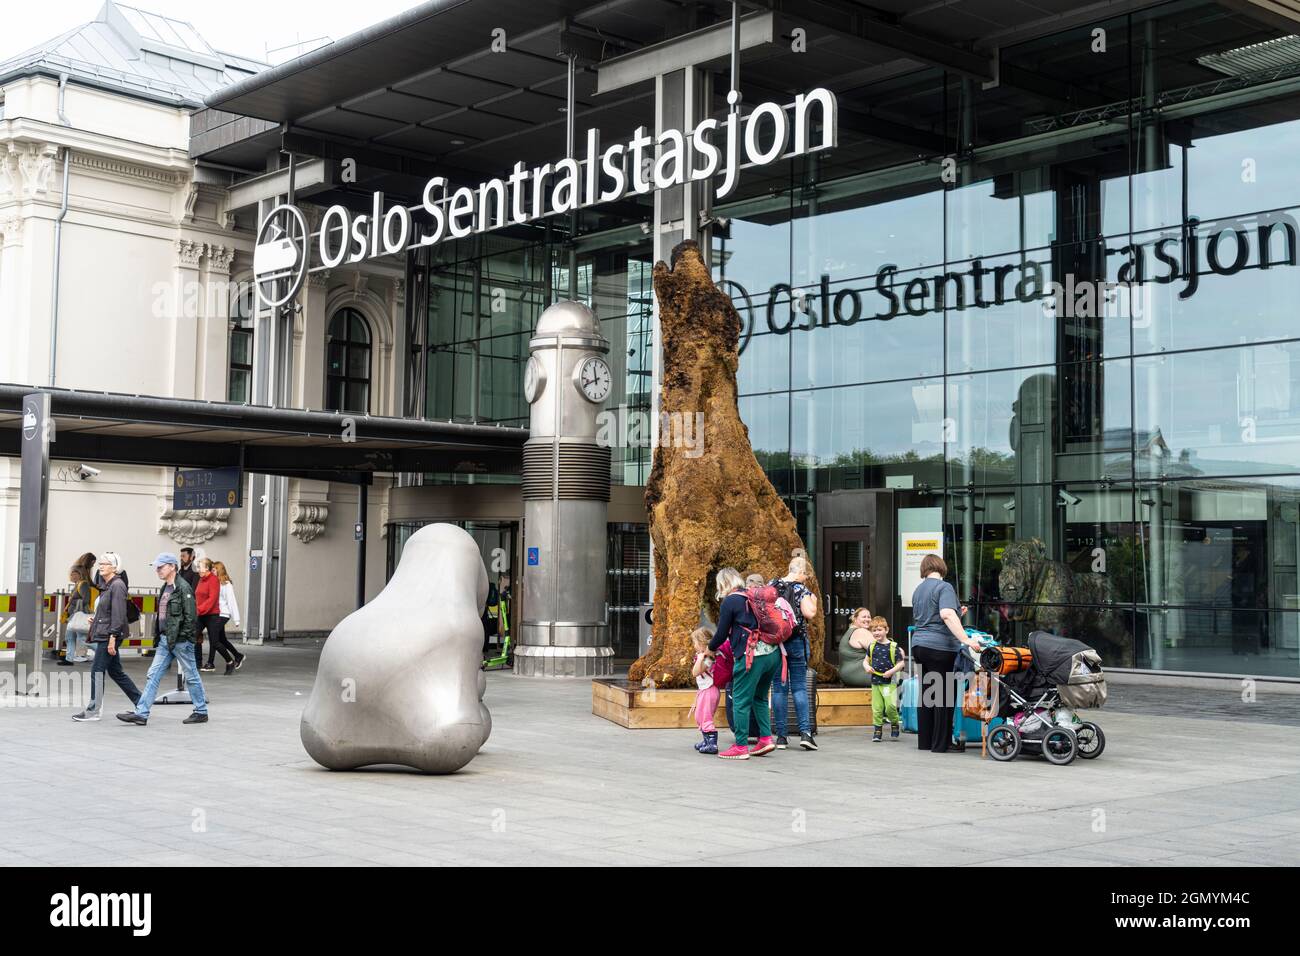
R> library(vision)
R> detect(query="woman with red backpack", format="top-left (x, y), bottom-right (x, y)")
top-left (708, 567), bottom-right (794, 760)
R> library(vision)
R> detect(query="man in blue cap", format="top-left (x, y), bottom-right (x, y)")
top-left (118, 552), bottom-right (208, 725)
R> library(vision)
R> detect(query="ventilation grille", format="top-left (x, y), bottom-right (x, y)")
top-left (522, 443), bottom-right (610, 500)
top-left (1198, 35), bottom-right (1300, 76)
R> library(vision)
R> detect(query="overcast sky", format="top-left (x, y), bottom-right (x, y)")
top-left (5, 0), bottom-right (425, 63)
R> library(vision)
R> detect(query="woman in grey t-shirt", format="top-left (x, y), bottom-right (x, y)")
top-left (909, 554), bottom-right (982, 753)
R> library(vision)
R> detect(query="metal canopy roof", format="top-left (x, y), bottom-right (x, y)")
top-left (194, 0), bottom-right (1190, 206)
top-left (0, 385), bottom-right (527, 482)
top-left (194, 0), bottom-right (1300, 219)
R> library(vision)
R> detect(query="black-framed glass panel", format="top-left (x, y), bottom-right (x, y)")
top-left (1136, 608), bottom-right (1298, 677)
top-left (1130, 212), bottom-right (1300, 357)
top-left (790, 377), bottom-right (947, 496)
top-left (944, 359), bottom-right (1132, 487)
top-left (787, 265), bottom-right (947, 391)
top-left (227, 282), bottom-right (254, 404)
top-left (946, 249), bottom-right (1056, 374)
top-left (1134, 342), bottom-right (1300, 478)
top-left (946, 479), bottom-right (1138, 590)
top-left (1129, 475), bottom-right (1300, 614)
top-left (739, 391), bottom-right (791, 494)
top-left (325, 307), bottom-right (371, 414)
top-left (792, 185), bottom-right (943, 285)
top-left (607, 523), bottom-right (650, 660)
top-left (945, 175), bottom-right (1055, 265)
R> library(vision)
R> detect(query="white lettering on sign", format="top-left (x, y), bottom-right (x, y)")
top-left (281, 88), bottom-right (836, 281)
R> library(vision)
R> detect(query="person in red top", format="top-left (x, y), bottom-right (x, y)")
top-left (194, 558), bottom-right (221, 672)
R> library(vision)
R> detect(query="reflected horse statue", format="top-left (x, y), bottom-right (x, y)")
top-left (998, 538), bottom-right (1132, 667)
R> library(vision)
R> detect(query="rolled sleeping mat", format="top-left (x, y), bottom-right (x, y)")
top-left (980, 644), bottom-right (1033, 674)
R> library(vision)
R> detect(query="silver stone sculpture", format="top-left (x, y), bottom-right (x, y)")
top-left (300, 523), bottom-right (492, 773)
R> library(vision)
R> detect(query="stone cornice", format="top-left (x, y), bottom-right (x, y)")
top-left (2, 117), bottom-right (193, 176)
top-left (70, 151), bottom-right (187, 188)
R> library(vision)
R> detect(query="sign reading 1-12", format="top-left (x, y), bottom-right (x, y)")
top-left (174, 467), bottom-right (243, 511)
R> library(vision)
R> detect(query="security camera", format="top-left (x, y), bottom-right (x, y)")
top-left (76, 464), bottom-right (100, 480)
top-left (1057, 489), bottom-right (1082, 507)
top-left (258, 494), bottom-right (269, 506)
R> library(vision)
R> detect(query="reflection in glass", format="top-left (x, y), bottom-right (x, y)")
top-left (1135, 343), bottom-right (1300, 478)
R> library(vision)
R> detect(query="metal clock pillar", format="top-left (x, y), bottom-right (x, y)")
top-left (516, 301), bottom-right (614, 677)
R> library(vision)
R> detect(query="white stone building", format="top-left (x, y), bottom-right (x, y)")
top-left (0, 3), bottom-right (402, 635)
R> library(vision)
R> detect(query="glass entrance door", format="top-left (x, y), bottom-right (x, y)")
top-left (821, 527), bottom-right (871, 663)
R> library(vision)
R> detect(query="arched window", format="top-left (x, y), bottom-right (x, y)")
top-left (228, 283), bottom-right (255, 404)
top-left (326, 307), bottom-right (371, 413)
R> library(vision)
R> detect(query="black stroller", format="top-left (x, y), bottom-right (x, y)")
top-left (981, 631), bottom-right (1107, 765)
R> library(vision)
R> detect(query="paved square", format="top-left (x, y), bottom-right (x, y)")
top-left (1, 645), bottom-right (1298, 866)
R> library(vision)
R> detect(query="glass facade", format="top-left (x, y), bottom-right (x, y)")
top-left (400, 1), bottom-right (1300, 676)
top-left (707, 4), bottom-right (1300, 677)
top-left (409, 226), bottom-right (654, 485)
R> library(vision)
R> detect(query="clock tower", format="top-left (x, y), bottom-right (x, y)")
top-left (515, 301), bottom-right (614, 677)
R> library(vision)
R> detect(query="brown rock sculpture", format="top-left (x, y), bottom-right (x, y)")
top-left (629, 240), bottom-right (830, 688)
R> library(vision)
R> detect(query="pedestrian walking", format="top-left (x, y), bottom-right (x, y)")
top-left (71, 553), bottom-right (140, 721)
top-left (195, 558), bottom-right (221, 672)
top-left (207, 560), bottom-right (245, 674)
top-left (179, 547), bottom-right (204, 664)
top-left (59, 566), bottom-right (95, 665)
top-left (118, 553), bottom-right (207, 726)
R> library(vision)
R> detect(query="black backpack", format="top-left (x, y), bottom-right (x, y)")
top-left (770, 579), bottom-right (807, 638)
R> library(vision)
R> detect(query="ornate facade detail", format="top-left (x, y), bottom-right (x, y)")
top-left (309, 267), bottom-right (333, 290)
top-left (157, 501), bottom-right (230, 545)
top-left (177, 180), bottom-right (200, 223)
top-left (207, 244), bottom-right (235, 276)
top-left (175, 239), bottom-right (205, 268)
top-left (0, 215), bottom-right (22, 248)
top-left (389, 277), bottom-right (405, 309)
top-left (290, 501), bottom-right (330, 544)
top-left (0, 143), bottom-right (60, 199)
top-left (70, 152), bottom-right (187, 188)
top-left (0, 147), bottom-right (18, 199)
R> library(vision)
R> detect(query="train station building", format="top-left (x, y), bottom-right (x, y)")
top-left (5, 0), bottom-right (1300, 680)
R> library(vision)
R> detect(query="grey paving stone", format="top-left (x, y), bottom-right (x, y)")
top-left (2, 643), bottom-right (1298, 866)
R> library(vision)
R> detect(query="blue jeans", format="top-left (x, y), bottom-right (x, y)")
top-left (86, 640), bottom-right (141, 713)
top-left (135, 640), bottom-right (207, 717)
top-left (65, 625), bottom-right (90, 661)
top-left (770, 638), bottom-right (810, 736)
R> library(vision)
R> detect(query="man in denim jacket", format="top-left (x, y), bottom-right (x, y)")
top-left (118, 553), bottom-right (208, 726)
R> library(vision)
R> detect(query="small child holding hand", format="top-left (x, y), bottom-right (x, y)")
top-left (688, 627), bottom-right (721, 754)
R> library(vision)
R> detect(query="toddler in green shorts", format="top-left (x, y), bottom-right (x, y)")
top-left (865, 616), bottom-right (905, 742)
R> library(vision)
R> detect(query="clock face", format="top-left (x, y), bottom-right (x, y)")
top-left (576, 356), bottom-right (612, 403)
top-left (524, 355), bottom-right (545, 403)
